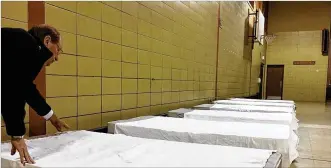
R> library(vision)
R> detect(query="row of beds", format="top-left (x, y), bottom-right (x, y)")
top-left (1, 98), bottom-right (298, 168)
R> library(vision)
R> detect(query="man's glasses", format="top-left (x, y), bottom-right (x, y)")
top-left (56, 43), bottom-right (63, 54)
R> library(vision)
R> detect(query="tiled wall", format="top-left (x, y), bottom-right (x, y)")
top-left (216, 1), bottom-right (256, 99)
top-left (1, 1), bottom-right (30, 140)
top-left (266, 2), bottom-right (331, 102)
top-left (1, 1), bottom-right (266, 138)
top-left (266, 31), bottom-right (328, 102)
top-left (44, 1), bottom-right (219, 133)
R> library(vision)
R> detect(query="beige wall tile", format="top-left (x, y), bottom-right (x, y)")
top-left (150, 53), bottom-right (163, 67)
top-left (138, 3), bottom-right (152, 23)
top-left (102, 23), bottom-right (122, 44)
top-left (138, 20), bottom-right (152, 37)
top-left (45, 4), bottom-right (76, 33)
top-left (122, 2), bottom-right (138, 17)
top-left (102, 95), bottom-right (121, 112)
top-left (137, 107), bottom-right (151, 116)
top-left (151, 93), bottom-right (162, 105)
top-left (1, 18), bottom-right (27, 30)
top-left (102, 60), bottom-right (121, 77)
top-left (122, 46), bottom-right (138, 63)
top-left (47, 97), bottom-right (77, 118)
top-left (102, 41), bottom-right (122, 61)
top-left (162, 68), bottom-right (172, 80)
top-left (151, 80), bottom-right (162, 92)
top-left (172, 81), bottom-right (181, 91)
top-left (78, 96), bottom-right (101, 115)
top-left (78, 113), bottom-right (101, 130)
top-left (77, 2), bottom-right (102, 20)
top-left (77, 15), bottom-right (101, 39)
top-left (122, 63), bottom-right (138, 78)
top-left (77, 36), bottom-right (101, 58)
top-left (46, 54), bottom-right (76, 75)
top-left (138, 34), bottom-right (152, 51)
top-left (121, 109), bottom-right (137, 120)
top-left (46, 2), bottom-right (77, 12)
top-left (162, 80), bottom-right (172, 92)
top-left (102, 4), bottom-right (122, 27)
top-left (150, 105), bottom-right (162, 115)
top-left (122, 12), bottom-right (137, 32)
top-left (2, 1), bottom-right (27, 22)
top-left (122, 30), bottom-right (138, 48)
top-left (102, 78), bottom-right (121, 94)
top-left (162, 92), bottom-right (172, 104)
top-left (46, 75), bottom-right (77, 97)
top-left (122, 79), bottom-right (137, 94)
top-left (151, 66), bottom-right (162, 79)
top-left (122, 94), bottom-right (137, 109)
top-left (138, 50), bottom-right (151, 65)
top-left (138, 64), bottom-right (151, 79)
top-left (77, 57), bottom-right (101, 76)
top-left (171, 92), bottom-right (180, 103)
top-left (138, 79), bottom-right (151, 93)
top-left (78, 77), bottom-right (101, 95)
top-left (103, 1), bottom-right (122, 10)
top-left (137, 93), bottom-right (151, 107)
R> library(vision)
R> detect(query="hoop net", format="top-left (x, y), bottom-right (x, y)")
top-left (264, 35), bottom-right (276, 44)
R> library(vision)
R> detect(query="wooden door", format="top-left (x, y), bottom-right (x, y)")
top-left (258, 63), bottom-right (264, 99)
top-left (326, 22), bottom-right (331, 101)
top-left (266, 65), bottom-right (284, 99)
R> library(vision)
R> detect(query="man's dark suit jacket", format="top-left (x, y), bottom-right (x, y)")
top-left (2, 27), bottom-right (53, 136)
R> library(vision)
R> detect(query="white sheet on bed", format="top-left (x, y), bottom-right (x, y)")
top-left (180, 109), bottom-right (298, 131)
top-left (197, 104), bottom-right (295, 114)
top-left (1, 130), bottom-right (276, 168)
top-left (214, 100), bottom-right (295, 108)
top-left (229, 98), bottom-right (295, 104)
top-left (113, 117), bottom-right (299, 167)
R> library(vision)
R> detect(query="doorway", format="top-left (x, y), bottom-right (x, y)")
top-left (266, 65), bottom-right (284, 100)
top-left (326, 24), bottom-right (331, 102)
top-left (258, 63), bottom-right (264, 99)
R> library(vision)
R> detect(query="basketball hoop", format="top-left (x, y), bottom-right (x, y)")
top-left (263, 34), bottom-right (276, 44)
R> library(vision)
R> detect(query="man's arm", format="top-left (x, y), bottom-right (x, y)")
top-left (24, 81), bottom-right (53, 120)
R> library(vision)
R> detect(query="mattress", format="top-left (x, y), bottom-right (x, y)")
top-left (214, 100), bottom-right (295, 109)
top-left (1, 130), bottom-right (282, 168)
top-left (167, 108), bottom-right (298, 132)
top-left (109, 116), bottom-right (299, 167)
top-left (229, 98), bottom-right (295, 104)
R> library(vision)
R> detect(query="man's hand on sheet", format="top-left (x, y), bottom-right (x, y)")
top-left (11, 138), bottom-right (35, 166)
top-left (49, 114), bottom-right (70, 132)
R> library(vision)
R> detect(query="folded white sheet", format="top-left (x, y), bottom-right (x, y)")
top-left (180, 109), bottom-right (298, 131)
top-left (229, 98), bottom-right (295, 104)
top-left (113, 117), bottom-right (299, 167)
top-left (214, 100), bottom-right (295, 109)
top-left (195, 104), bottom-right (296, 114)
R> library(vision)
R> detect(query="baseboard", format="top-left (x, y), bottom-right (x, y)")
top-left (243, 94), bottom-right (259, 99)
top-left (89, 127), bottom-right (108, 133)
